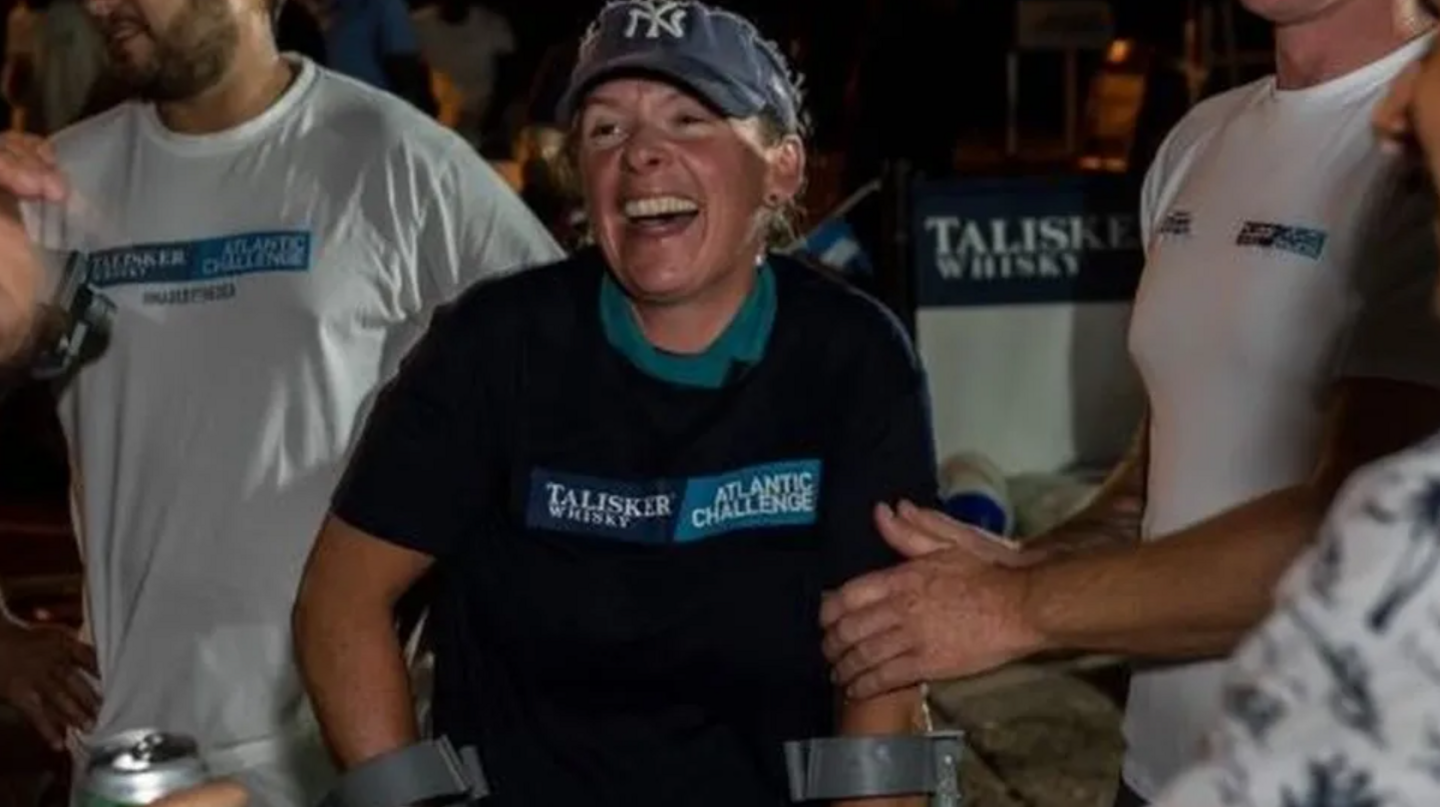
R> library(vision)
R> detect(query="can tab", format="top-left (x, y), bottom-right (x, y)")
top-left (97, 730), bottom-right (201, 772)
top-left (783, 732), bottom-right (965, 806)
top-left (318, 738), bottom-right (488, 807)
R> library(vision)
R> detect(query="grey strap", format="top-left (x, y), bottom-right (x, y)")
top-left (319, 738), bottom-right (489, 807)
top-left (784, 731), bottom-right (964, 806)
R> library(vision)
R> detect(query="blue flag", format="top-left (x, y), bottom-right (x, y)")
top-left (794, 217), bottom-right (873, 276)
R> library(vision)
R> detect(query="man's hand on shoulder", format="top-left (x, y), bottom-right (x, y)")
top-left (820, 501), bottom-right (1048, 700)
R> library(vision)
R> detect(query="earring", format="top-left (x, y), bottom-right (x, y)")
top-left (765, 194), bottom-right (781, 208)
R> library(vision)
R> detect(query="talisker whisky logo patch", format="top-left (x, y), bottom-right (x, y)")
top-left (526, 460), bottom-right (822, 544)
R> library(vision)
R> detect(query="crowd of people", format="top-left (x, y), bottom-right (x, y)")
top-left (2, 1), bottom-right (1440, 807)
top-left (1, 0), bottom-right (517, 142)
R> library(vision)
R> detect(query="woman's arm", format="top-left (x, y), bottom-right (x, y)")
top-left (835, 688), bottom-right (927, 807)
top-left (293, 515), bottom-right (434, 766)
top-left (819, 305), bottom-right (938, 807)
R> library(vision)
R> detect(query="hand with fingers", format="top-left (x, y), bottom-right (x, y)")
top-left (0, 614), bottom-right (100, 751)
top-left (819, 500), bottom-right (1047, 701)
top-left (0, 131), bottom-right (69, 371)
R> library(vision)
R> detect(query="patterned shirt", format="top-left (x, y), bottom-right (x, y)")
top-left (1154, 433), bottom-right (1440, 807)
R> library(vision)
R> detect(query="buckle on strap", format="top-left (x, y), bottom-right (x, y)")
top-left (783, 731), bottom-right (965, 805)
top-left (319, 738), bottom-right (489, 807)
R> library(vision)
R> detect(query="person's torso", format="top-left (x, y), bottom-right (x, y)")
top-left (1152, 431), bottom-right (1440, 807)
top-left (1122, 35), bottom-right (1433, 797)
top-left (26, 59), bottom-right (467, 762)
top-left (430, 258), bottom-right (877, 807)
top-left (1131, 43), bottom-right (1428, 540)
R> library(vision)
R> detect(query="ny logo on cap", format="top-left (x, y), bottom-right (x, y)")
top-left (624, 0), bottom-right (688, 39)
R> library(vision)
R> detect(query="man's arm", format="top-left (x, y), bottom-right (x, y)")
top-left (1022, 377), bottom-right (1440, 660)
top-left (824, 378), bottom-right (1440, 697)
top-left (0, 153), bottom-right (68, 379)
top-left (0, 194), bottom-right (38, 373)
top-left (293, 516), bottom-right (432, 765)
top-left (1023, 415), bottom-right (1149, 557)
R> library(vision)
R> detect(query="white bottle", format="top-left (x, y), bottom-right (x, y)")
top-left (937, 451), bottom-right (1014, 538)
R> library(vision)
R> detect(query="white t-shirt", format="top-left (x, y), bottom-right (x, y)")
top-left (1124, 33), bottom-right (1440, 800)
top-left (1153, 430), bottom-right (1440, 807)
top-left (411, 4), bottom-right (514, 145)
top-left (21, 57), bottom-right (562, 807)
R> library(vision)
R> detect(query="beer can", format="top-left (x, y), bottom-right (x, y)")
top-left (82, 729), bottom-right (210, 807)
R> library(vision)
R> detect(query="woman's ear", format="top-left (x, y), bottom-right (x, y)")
top-left (765, 135), bottom-right (807, 206)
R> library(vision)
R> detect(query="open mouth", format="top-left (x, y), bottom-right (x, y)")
top-left (622, 195), bottom-right (700, 234)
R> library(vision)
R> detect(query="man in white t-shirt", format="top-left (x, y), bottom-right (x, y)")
top-left (1155, 37), bottom-right (1440, 807)
top-left (820, 2), bottom-right (1440, 805)
top-left (0, 0), bottom-right (562, 804)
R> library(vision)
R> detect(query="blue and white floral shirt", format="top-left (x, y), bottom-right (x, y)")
top-left (1155, 435), bottom-right (1440, 807)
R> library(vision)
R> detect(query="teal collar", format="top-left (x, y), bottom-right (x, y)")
top-left (599, 263), bottom-right (777, 389)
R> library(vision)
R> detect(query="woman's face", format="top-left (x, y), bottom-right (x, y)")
top-left (1375, 38), bottom-right (1440, 310)
top-left (575, 77), bottom-right (803, 306)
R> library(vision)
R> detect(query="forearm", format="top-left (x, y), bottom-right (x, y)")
top-left (293, 593), bottom-right (419, 768)
top-left (0, 196), bottom-right (42, 375)
top-left (1023, 482), bottom-right (1322, 659)
top-left (1025, 416), bottom-right (1148, 556)
top-left (834, 689), bottom-right (926, 807)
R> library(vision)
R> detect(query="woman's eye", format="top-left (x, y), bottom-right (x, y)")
top-left (585, 123), bottom-right (629, 150)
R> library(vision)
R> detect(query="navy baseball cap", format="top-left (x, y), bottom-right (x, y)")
top-left (557, 0), bottom-right (803, 134)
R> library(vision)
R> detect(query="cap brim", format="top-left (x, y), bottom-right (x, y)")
top-left (557, 52), bottom-right (765, 125)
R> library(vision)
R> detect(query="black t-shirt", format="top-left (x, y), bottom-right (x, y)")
top-left (332, 249), bottom-right (939, 807)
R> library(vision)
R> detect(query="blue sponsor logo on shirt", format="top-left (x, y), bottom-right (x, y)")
top-left (86, 231), bottom-right (313, 288)
top-left (525, 459), bottom-right (823, 544)
top-left (1235, 221), bottom-right (1327, 260)
top-left (674, 459), bottom-right (822, 542)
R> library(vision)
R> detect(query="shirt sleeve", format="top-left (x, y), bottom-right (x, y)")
top-left (331, 299), bottom-right (493, 558)
top-left (1138, 118), bottom-right (1190, 251)
top-left (819, 303), bottom-right (940, 589)
top-left (1334, 170), bottom-right (1440, 389)
top-left (418, 140), bottom-right (564, 302)
top-left (377, 0), bottom-right (420, 55)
